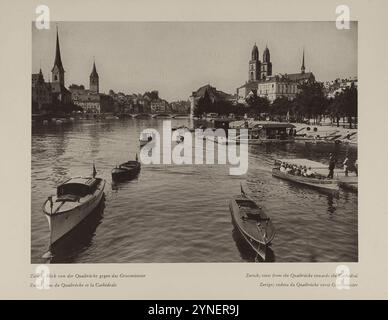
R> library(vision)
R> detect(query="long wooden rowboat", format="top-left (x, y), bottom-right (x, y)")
top-left (272, 168), bottom-right (339, 193)
top-left (229, 189), bottom-right (275, 260)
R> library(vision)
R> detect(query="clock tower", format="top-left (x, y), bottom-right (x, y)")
top-left (249, 43), bottom-right (261, 82)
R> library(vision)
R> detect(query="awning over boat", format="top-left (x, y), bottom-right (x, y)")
top-left (276, 158), bottom-right (328, 169)
top-left (57, 177), bottom-right (99, 197)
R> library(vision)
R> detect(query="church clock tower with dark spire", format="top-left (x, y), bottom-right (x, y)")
top-left (260, 46), bottom-right (272, 80)
top-left (51, 27), bottom-right (65, 90)
top-left (89, 60), bottom-right (99, 93)
top-left (249, 43), bottom-right (260, 81)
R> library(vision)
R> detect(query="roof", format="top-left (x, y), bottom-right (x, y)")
top-left (284, 72), bottom-right (314, 82)
top-left (59, 177), bottom-right (97, 187)
top-left (276, 158), bottom-right (327, 169)
top-left (254, 122), bottom-right (295, 129)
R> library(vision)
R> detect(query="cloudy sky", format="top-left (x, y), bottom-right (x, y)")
top-left (32, 22), bottom-right (357, 101)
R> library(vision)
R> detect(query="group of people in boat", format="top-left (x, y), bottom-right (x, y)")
top-left (279, 162), bottom-right (318, 178)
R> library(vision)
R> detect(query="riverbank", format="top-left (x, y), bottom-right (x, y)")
top-left (229, 120), bottom-right (358, 146)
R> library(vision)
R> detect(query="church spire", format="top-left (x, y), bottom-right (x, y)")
top-left (90, 58), bottom-right (98, 77)
top-left (52, 26), bottom-right (64, 73)
top-left (89, 58), bottom-right (99, 93)
top-left (301, 48), bottom-right (305, 74)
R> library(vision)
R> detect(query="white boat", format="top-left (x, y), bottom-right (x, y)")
top-left (272, 158), bottom-right (339, 193)
top-left (43, 176), bottom-right (106, 245)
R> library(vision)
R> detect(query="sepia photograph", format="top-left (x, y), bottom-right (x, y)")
top-left (31, 21), bottom-right (358, 264)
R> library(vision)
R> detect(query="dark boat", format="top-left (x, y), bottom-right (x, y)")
top-left (229, 186), bottom-right (275, 260)
top-left (111, 158), bottom-right (141, 181)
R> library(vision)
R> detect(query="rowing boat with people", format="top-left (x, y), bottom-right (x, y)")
top-left (272, 158), bottom-right (339, 193)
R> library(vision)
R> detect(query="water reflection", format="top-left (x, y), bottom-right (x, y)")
top-left (232, 227), bottom-right (275, 262)
top-left (47, 197), bottom-right (106, 264)
top-left (32, 119), bottom-right (358, 263)
top-left (327, 194), bottom-right (337, 215)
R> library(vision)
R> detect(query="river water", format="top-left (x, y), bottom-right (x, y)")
top-left (31, 118), bottom-right (358, 263)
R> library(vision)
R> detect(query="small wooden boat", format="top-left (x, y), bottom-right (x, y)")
top-left (43, 168), bottom-right (106, 245)
top-left (111, 158), bottom-right (141, 181)
top-left (272, 158), bottom-right (339, 193)
top-left (229, 186), bottom-right (275, 260)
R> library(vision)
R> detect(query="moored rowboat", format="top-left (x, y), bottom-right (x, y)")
top-left (111, 160), bottom-right (141, 181)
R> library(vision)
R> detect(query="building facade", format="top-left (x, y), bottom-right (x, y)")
top-left (237, 46), bottom-right (315, 103)
top-left (32, 69), bottom-right (52, 110)
top-left (150, 99), bottom-right (170, 113)
top-left (69, 61), bottom-right (112, 114)
top-left (190, 84), bottom-right (236, 116)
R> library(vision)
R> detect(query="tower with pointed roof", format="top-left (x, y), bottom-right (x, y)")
top-left (249, 43), bottom-right (261, 81)
top-left (260, 46), bottom-right (272, 80)
top-left (89, 60), bottom-right (99, 93)
top-left (51, 27), bottom-right (65, 90)
top-left (301, 49), bottom-right (306, 74)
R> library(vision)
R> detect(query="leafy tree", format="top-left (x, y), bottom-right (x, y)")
top-left (327, 83), bottom-right (357, 128)
top-left (194, 89), bottom-right (212, 117)
top-left (246, 94), bottom-right (270, 117)
top-left (270, 96), bottom-right (292, 120)
top-left (294, 81), bottom-right (327, 124)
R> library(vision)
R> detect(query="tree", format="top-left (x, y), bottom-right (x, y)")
top-left (294, 81), bottom-right (327, 124)
top-left (194, 89), bottom-right (212, 117)
top-left (270, 96), bottom-right (292, 120)
top-left (327, 83), bottom-right (357, 128)
top-left (246, 94), bottom-right (270, 117)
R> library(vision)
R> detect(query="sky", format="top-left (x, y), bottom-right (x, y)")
top-left (32, 22), bottom-right (357, 101)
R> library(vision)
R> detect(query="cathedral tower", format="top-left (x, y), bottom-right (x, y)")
top-left (249, 43), bottom-right (260, 81)
top-left (260, 46), bottom-right (272, 80)
top-left (301, 49), bottom-right (306, 74)
top-left (89, 60), bottom-right (99, 93)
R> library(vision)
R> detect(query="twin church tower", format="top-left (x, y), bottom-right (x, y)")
top-left (248, 43), bottom-right (273, 81)
top-left (248, 43), bottom-right (306, 82)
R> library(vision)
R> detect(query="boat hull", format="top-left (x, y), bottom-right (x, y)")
top-left (272, 168), bottom-right (339, 193)
top-left (44, 180), bottom-right (105, 245)
top-left (229, 196), bottom-right (275, 260)
top-left (111, 162), bottom-right (140, 181)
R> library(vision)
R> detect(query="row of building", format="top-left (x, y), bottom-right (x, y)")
top-left (32, 28), bottom-right (111, 114)
top-left (190, 44), bottom-right (315, 115)
top-left (190, 43), bottom-right (358, 116)
top-left (323, 77), bottom-right (358, 98)
top-left (108, 90), bottom-right (190, 114)
top-left (32, 29), bottom-right (190, 115)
